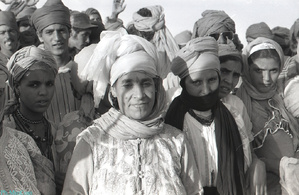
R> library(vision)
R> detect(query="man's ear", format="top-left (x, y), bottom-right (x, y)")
top-left (37, 30), bottom-right (44, 43)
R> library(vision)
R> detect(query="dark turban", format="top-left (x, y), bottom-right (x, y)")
top-left (272, 26), bottom-right (290, 48)
top-left (0, 11), bottom-right (18, 31)
top-left (192, 10), bottom-right (235, 39)
top-left (31, 0), bottom-right (70, 32)
top-left (246, 22), bottom-right (273, 41)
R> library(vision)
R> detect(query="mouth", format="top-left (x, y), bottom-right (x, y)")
top-left (131, 103), bottom-right (147, 108)
top-left (36, 100), bottom-right (49, 106)
top-left (220, 85), bottom-right (232, 93)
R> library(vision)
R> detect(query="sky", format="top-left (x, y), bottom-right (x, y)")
top-left (1, 0), bottom-right (298, 46)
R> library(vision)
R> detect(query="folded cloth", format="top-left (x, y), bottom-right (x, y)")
top-left (280, 156), bottom-right (299, 195)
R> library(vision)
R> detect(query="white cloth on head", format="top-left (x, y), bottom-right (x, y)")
top-left (79, 29), bottom-right (161, 107)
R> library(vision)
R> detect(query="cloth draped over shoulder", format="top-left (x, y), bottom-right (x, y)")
top-left (31, 0), bottom-right (71, 32)
top-left (79, 30), bottom-right (166, 118)
top-left (237, 37), bottom-right (299, 149)
top-left (133, 5), bottom-right (179, 78)
top-left (0, 127), bottom-right (55, 195)
top-left (191, 10), bottom-right (235, 39)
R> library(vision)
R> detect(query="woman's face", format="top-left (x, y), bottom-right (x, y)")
top-left (249, 57), bottom-right (280, 93)
top-left (184, 69), bottom-right (219, 97)
top-left (112, 71), bottom-right (156, 121)
top-left (18, 69), bottom-right (55, 115)
top-left (219, 60), bottom-right (242, 98)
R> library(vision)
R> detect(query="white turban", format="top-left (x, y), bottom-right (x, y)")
top-left (79, 29), bottom-right (161, 107)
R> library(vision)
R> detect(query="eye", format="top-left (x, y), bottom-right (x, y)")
top-left (192, 80), bottom-right (202, 85)
top-left (208, 77), bottom-right (218, 82)
top-left (255, 69), bottom-right (262, 73)
top-left (220, 69), bottom-right (230, 74)
top-left (270, 69), bottom-right (278, 73)
top-left (46, 81), bottom-right (55, 87)
top-left (233, 73), bottom-right (241, 78)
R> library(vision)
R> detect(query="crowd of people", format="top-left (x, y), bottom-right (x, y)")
top-left (0, 0), bottom-right (299, 194)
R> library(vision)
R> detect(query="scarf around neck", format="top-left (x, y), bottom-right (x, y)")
top-left (165, 95), bottom-right (245, 194)
top-left (94, 108), bottom-right (164, 140)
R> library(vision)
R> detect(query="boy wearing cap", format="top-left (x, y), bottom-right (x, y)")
top-left (68, 12), bottom-right (97, 58)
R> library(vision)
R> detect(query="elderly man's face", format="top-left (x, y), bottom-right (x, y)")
top-left (38, 24), bottom-right (70, 56)
top-left (0, 25), bottom-right (19, 54)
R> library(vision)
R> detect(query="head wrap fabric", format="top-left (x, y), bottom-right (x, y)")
top-left (171, 36), bottom-right (220, 79)
top-left (272, 26), bottom-right (290, 48)
top-left (79, 29), bottom-right (163, 108)
top-left (174, 30), bottom-right (192, 47)
top-left (289, 18), bottom-right (299, 53)
top-left (16, 6), bottom-right (37, 22)
top-left (0, 11), bottom-right (18, 31)
top-left (132, 5), bottom-right (179, 78)
top-left (241, 37), bottom-right (284, 95)
top-left (7, 45), bottom-right (58, 90)
top-left (191, 10), bottom-right (235, 39)
top-left (31, 0), bottom-right (70, 32)
top-left (218, 40), bottom-right (242, 61)
top-left (84, 8), bottom-right (101, 21)
top-left (246, 22), bottom-right (273, 41)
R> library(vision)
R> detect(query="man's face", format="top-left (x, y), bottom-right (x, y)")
top-left (70, 28), bottom-right (91, 51)
top-left (0, 25), bottom-right (19, 55)
top-left (38, 24), bottom-right (70, 56)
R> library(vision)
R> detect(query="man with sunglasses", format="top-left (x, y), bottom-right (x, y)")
top-left (192, 10), bottom-right (243, 51)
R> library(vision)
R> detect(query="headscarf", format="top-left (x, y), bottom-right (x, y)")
top-left (166, 36), bottom-right (245, 195)
top-left (84, 8), bottom-right (102, 21)
top-left (272, 26), bottom-right (290, 48)
top-left (79, 30), bottom-right (167, 139)
top-left (246, 22), bottom-right (273, 41)
top-left (31, 0), bottom-right (70, 32)
top-left (174, 30), bottom-right (192, 48)
top-left (132, 5), bottom-right (179, 78)
top-left (289, 18), bottom-right (299, 53)
top-left (0, 11), bottom-right (18, 31)
top-left (7, 45), bottom-right (58, 90)
top-left (79, 29), bottom-right (166, 117)
top-left (237, 37), bottom-right (299, 148)
top-left (171, 36), bottom-right (220, 79)
top-left (218, 40), bottom-right (242, 61)
top-left (191, 10), bottom-right (235, 39)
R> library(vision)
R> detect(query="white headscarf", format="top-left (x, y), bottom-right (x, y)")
top-left (79, 29), bottom-right (162, 107)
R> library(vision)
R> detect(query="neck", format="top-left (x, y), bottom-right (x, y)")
top-left (0, 49), bottom-right (14, 59)
top-left (19, 105), bottom-right (43, 121)
top-left (53, 52), bottom-right (71, 67)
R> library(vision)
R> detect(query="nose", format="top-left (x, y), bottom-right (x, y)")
top-left (53, 31), bottom-right (61, 41)
top-left (133, 85), bottom-right (145, 99)
top-left (262, 71), bottom-right (271, 84)
top-left (217, 34), bottom-right (227, 44)
top-left (201, 81), bottom-right (212, 96)
top-left (38, 85), bottom-right (48, 96)
top-left (223, 74), bottom-right (233, 85)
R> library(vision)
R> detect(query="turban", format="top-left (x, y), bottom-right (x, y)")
top-left (31, 0), bottom-right (70, 32)
top-left (132, 5), bottom-right (179, 78)
top-left (218, 40), bottom-right (242, 61)
top-left (16, 6), bottom-right (37, 22)
top-left (289, 19), bottom-right (299, 53)
top-left (246, 22), bottom-right (273, 41)
top-left (0, 11), bottom-right (18, 31)
top-left (192, 10), bottom-right (235, 39)
top-left (79, 29), bottom-right (162, 107)
top-left (174, 30), bottom-right (192, 47)
top-left (272, 26), bottom-right (290, 48)
top-left (7, 45), bottom-right (58, 90)
top-left (171, 36), bottom-right (220, 79)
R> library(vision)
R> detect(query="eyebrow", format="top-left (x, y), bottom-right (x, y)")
top-left (220, 67), bottom-right (232, 72)
top-left (121, 78), bottom-right (152, 83)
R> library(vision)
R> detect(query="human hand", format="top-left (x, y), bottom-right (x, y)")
top-left (5, 0), bottom-right (26, 16)
top-left (248, 158), bottom-right (267, 195)
top-left (111, 0), bottom-right (126, 19)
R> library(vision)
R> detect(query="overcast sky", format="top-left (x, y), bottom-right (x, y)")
top-left (1, 0), bottom-right (298, 46)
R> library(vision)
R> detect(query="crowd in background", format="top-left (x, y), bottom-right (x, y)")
top-left (1, 0), bottom-right (299, 194)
